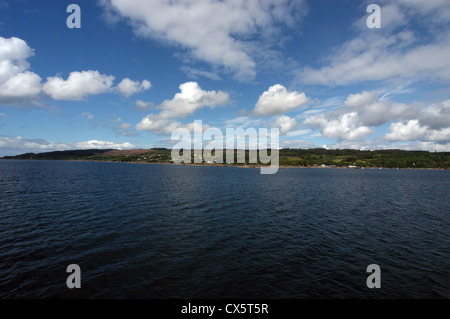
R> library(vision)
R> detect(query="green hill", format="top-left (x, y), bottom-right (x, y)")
top-left (2, 148), bottom-right (450, 169)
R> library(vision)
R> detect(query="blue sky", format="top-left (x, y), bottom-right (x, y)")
top-left (0, 0), bottom-right (449, 156)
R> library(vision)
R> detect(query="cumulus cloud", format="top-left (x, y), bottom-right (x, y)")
top-left (419, 100), bottom-right (450, 130)
top-left (304, 92), bottom-right (450, 148)
top-left (304, 112), bottom-right (374, 141)
top-left (0, 136), bottom-right (134, 156)
top-left (344, 91), bottom-right (408, 127)
top-left (303, 91), bottom-right (409, 141)
top-left (158, 82), bottom-right (229, 118)
top-left (0, 71), bottom-right (42, 103)
top-left (385, 119), bottom-right (428, 141)
top-left (0, 37), bottom-right (33, 77)
top-left (43, 71), bottom-right (115, 101)
top-left (253, 84), bottom-right (310, 116)
top-left (136, 81), bottom-right (229, 134)
top-left (135, 113), bottom-right (210, 135)
top-left (423, 128), bottom-right (450, 143)
top-left (135, 113), bottom-right (180, 135)
top-left (272, 115), bottom-right (297, 135)
top-left (73, 139), bottom-right (134, 149)
top-left (43, 72), bottom-right (150, 101)
top-left (385, 100), bottom-right (450, 144)
top-left (100, 0), bottom-right (306, 80)
top-left (0, 36), bottom-right (42, 104)
top-left (0, 35), bottom-right (151, 105)
top-left (116, 78), bottom-right (151, 97)
top-left (344, 91), bottom-right (377, 108)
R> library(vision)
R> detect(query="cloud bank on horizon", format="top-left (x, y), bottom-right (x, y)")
top-left (0, 0), bottom-right (449, 156)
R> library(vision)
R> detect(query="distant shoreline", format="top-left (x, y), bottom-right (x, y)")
top-left (2, 158), bottom-right (449, 171)
top-left (2, 148), bottom-right (449, 170)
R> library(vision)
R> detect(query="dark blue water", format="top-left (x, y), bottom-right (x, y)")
top-left (0, 160), bottom-right (449, 298)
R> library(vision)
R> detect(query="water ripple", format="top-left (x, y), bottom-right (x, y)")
top-left (0, 160), bottom-right (449, 298)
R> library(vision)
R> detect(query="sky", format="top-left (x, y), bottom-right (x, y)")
top-left (0, 0), bottom-right (449, 156)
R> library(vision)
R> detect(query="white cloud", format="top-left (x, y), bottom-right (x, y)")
top-left (158, 82), bottom-right (230, 118)
top-left (73, 139), bottom-right (134, 150)
top-left (397, 0), bottom-right (450, 24)
top-left (0, 36), bottom-right (42, 104)
top-left (135, 113), bottom-right (181, 135)
top-left (398, 0), bottom-right (448, 11)
top-left (300, 2), bottom-right (450, 86)
top-left (345, 91), bottom-right (377, 108)
top-left (325, 139), bottom-right (450, 152)
top-left (304, 112), bottom-right (374, 141)
top-left (101, 0), bottom-right (305, 80)
top-left (302, 32), bottom-right (450, 85)
top-left (379, 2), bottom-right (408, 28)
top-left (181, 66), bottom-right (222, 81)
top-left (116, 78), bottom-right (151, 97)
top-left (272, 115), bottom-right (297, 135)
top-left (111, 117), bottom-right (134, 136)
top-left (0, 71), bottom-right (42, 103)
top-left (0, 36), bottom-right (147, 104)
top-left (184, 121), bottom-right (211, 134)
top-left (224, 116), bottom-right (263, 128)
top-left (136, 82), bottom-right (228, 134)
top-left (0, 36), bottom-right (33, 68)
top-left (344, 91), bottom-right (408, 127)
top-left (324, 139), bottom-right (393, 151)
top-left (135, 113), bottom-right (210, 135)
top-left (384, 99), bottom-right (450, 144)
top-left (136, 82), bottom-right (229, 134)
top-left (253, 84), bottom-right (310, 116)
top-left (359, 101), bottom-right (408, 127)
top-left (353, 2), bottom-right (407, 31)
top-left (134, 100), bottom-right (154, 111)
top-left (280, 139), bottom-right (316, 149)
top-left (0, 136), bottom-right (67, 153)
top-left (405, 141), bottom-right (450, 152)
top-left (0, 136), bottom-right (134, 156)
top-left (303, 91), bottom-right (409, 141)
top-left (286, 129), bottom-right (310, 137)
top-left (118, 123), bottom-right (130, 130)
top-left (43, 71), bottom-right (115, 101)
top-left (295, 108), bottom-right (327, 120)
top-left (419, 100), bottom-right (450, 130)
top-left (423, 127), bottom-right (450, 142)
top-left (385, 119), bottom-right (427, 141)
top-left (299, 98), bottom-right (450, 150)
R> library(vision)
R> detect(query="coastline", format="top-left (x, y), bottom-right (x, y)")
top-left (2, 158), bottom-right (449, 171)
